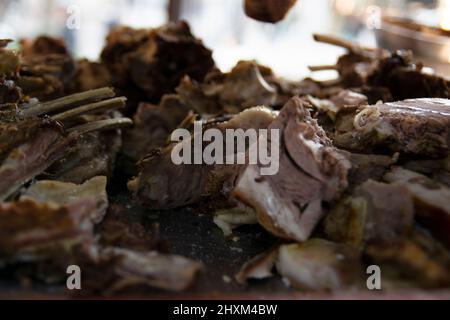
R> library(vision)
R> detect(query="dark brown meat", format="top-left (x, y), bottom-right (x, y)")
top-left (312, 34), bottom-right (449, 101)
top-left (244, 0), bottom-right (298, 23)
top-left (323, 180), bottom-right (414, 247)
top-left (333, 98), bottom-right (450, 157)
top-left (101, 22), bottom-right (215, 103)
top-left (129, 107), bottom-right (277, 210)
top-left (365, 230), bottom-right (450, 288)
top-left (233, 97), bottom-right (350, 242)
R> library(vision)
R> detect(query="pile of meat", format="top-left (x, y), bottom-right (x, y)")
top-left (0, 22), bottom-right (449, 296)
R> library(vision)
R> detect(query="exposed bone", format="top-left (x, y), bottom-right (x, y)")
top-left (308, 64), bottom-right (337, 72)
top-left (51, 97), bottom-right (127, 121)
top-left (316, 77), bottom-right (343, 87)
top-left (313, 34), bottom-right (361, 52)
top-left (22, 87), bottom-right (116, 117)
top-left (67, 118), bottom-right (133, 135)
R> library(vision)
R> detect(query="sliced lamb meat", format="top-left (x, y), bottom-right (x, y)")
top-left (275, 239), bottom-right (362, 291)
top-left (384, 167), bottom-right (450, 248)
top-left (333, 98), bottom-right (450, 157)
top-left (101, 22), bottom-right (215, 103)
top-left (244, 0), bottom-right (298, 23)
top-left (233, 97), bottom-right (350, 242)
top-left (129, 106), bottom-right (277, 210)
top-left (323, 180), bottom-right (414, 247)
top-left (21, 176), bottom-right (108, 224)
top-left (365, 230), bottom-right (450, 288)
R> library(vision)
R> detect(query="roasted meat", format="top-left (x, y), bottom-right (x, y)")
top-left (244, 0), bottom-right (298, 23)
top-left (0, 88), bottom-right (132, 200)
top-left (101, 22), bottom-right (215, 103)
top-left (233, 97), bottom-right (350, 242)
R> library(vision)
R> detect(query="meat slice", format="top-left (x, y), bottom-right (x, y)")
top-left (0, 198), bottom-right (96, 264)
top-left (233, 97), bottom-right (350, 242)
top-left (323, 180), bottom-right (414, 247)
top-left (384, 167), bottom-right (450, 248)
top-left (22, 176), bottom-right (108, 224)
top-left (235, 246), bottom-right (278, 284)
top-left (82, 247), bottom-right (202, 295)
top-left (244, 0), bottom-right (298, 23)
top-left (333, 98), bottom-right (450, 157)
top-left (275, 239), bottom-right (362, 291)
top-left (101, 22), bottom-right (215, 103)
top-left (129, 106), bottom-right (277, 209)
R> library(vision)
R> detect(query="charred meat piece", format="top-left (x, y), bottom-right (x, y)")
top-left (244, 0), bottom-right (298, 23)
top-left (323, 180), bottom-right (414, 247)
top-left (101, 22), bottom-right (215, 103)
top-left (333, 98), bottom-right (450, 157)
top-left (384, 167), bottom-right (450, 249)
top-left (129, 106), bottom-right (277, 210)
top-left (275, 239), bottom-right (362, 291)
top-left (233, 97), bottom-right (350, 242)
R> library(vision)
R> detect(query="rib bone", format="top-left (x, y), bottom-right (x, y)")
top-left (51, 97), bottom-right (127, 121)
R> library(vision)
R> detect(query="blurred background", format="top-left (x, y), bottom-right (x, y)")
top-left (0, 0), bottom-right (448, 79)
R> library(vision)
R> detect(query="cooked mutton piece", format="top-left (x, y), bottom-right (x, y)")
top-left (311, 34), bottom-right (449, 100)
top-left (0, 198), bottom-right (97, 265)
top-left (21, 176), bottom-right (108, 224)
top-left (365, 230), bottom-right (450, 288)
top-left (81, 247), bottom-right (202, 295)
top-left (333, 98), bottom-right (450, 157)
top-left (129, 106), bottom-right (277, 210)
top-left (122, 60), bottom-right (279, 165)
top-left (323, 180), bottom-right (414, 247)
top-left (384, 167), bottom-right (450, 249)
top-left (18, 36), bottom-right (76, 101)
top-left (101, 22), bottom-right (215, 103)
top-left (275, 239), bottom-right (362, 291)
top-left (244, 0), bottom-right (298, 23)
top-left (0, 88), bottom-right (132, 201)
top-left (233, 97), bottom-right (350, 242)
top-left (403, 156), bottom-right (450, 187)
